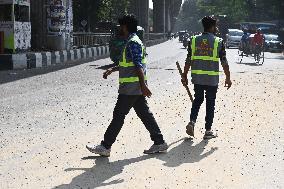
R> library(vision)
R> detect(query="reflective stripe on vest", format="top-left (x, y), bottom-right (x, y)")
top-left (191, 36), bottom-right (220, 62)
top-left (191, 35), bottom-right (220, 77)
top-left (119, 76), bottom-right (148, 84)
top-left (119, 35), bottom-right (147, 84)
top-left (191, 70), bottom-right (219, 76)
top-left (119, 36), bottom-right (146, 68)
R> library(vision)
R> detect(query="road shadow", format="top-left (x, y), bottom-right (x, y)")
top-left (264, 55), bottom-right (284, 60)
top-left (52, 155), bottom-right (152, 189)
top-left (52, 138), bottom-right (217, 189)
top-left (236, 62), bottom-right (262, 66)
top-left (226, 47), bottom-right (239, 49)
top-left (155, 137), bottom-right (218, 167)
top-left (90, 63), bottom-right (117, 70)
top-left (0, 58), bottom-right (101, 85)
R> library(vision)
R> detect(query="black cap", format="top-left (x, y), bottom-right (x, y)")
top-left (118, 14), bottom-right (138, 33)
top-left (202, 16), bottom-right (217, 31)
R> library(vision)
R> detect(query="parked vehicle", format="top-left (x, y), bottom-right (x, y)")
top-left (226, 29), bottom-right (243, 48)
top-left (264, 34), bottom-right (283, 52)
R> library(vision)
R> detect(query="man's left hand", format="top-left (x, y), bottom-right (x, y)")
top-left (141, 84), bottom-right (152, 98)
top-left (225, 79), bottom-right (232, 90)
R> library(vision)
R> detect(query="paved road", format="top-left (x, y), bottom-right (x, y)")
top-left (0, 40), bottom-right (283, 189)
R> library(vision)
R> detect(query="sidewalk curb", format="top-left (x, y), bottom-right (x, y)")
top-left (0, 38), bottom-right (168, 71)
top-left (0, 46), bottom-right (109, 70)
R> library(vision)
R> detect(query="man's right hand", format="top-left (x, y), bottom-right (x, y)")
top-left (103, 68), bottom-right (113, 79)
top-left (181, 73), bottom-right (188, 86)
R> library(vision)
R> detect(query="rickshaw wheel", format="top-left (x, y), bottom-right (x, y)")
top-left (255, 48), bottom-right (265, 65)
top-left (237, 49), bottom-right (243, 64)
top-left (259, 50), bottom-right (265, 65)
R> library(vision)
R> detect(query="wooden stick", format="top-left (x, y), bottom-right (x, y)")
top-left (176, 61), bottom-right (194, 102)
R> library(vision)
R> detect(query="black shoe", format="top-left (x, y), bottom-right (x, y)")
top-left (186, 121), bottom-right (195, 137)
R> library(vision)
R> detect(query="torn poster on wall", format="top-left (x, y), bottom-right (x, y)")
top-left (0, 0), bottom-right (31, 53)
top-left (14, 21), bottom-right (31, 50)
top-left (47, 0), bottom-right (66, 36)
top-left (0, 21), bottom-right (31, 52)
top-left (47, 0), bottom-right (73, 43)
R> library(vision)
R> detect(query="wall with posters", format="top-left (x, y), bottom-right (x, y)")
top-left (14, 22), bottom-right (31, 51)
top-left (47, 0), bottom-right (66, 36)
top-left (14, 0), bottom-right (31, 51)
top-left (0, 0), bottom-right (31, 53)
top-left (0, 0), bottom-right (72, 52)
top-left (46, 0), bottom-right (73, 50)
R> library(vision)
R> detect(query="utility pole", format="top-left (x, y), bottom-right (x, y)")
top-left (87, 0), bottom-right (91, 32)
top-left (280, 0), bottom-right (284, 20)
top-left (163, 0), bottom-right (166, 34)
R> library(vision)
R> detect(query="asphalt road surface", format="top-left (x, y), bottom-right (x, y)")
top-left (1, 39), bottom-right (283, 189)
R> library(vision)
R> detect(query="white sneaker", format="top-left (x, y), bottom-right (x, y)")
top-left (86, 144), bottom-right (111, 157)
top-left (203, 131), bottom-right (217, 140)
top-left (143, 143), bottom-right (168, 154)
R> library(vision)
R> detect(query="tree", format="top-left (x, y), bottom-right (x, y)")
top-left (176, 0), bottom-right (283, 32)
top-left (73, 0), bottom-right (103, 32)
top-left (175, 0), bottom-right (203, 32)
top-left (73, 0), bottom-right (130, 32)
top-left (252, 0), bottom-right (284, 21)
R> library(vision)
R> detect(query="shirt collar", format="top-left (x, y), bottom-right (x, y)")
top-left (202, 32), bottom-right (215, 36)
top-left (127, 33), bottom-right (136, 40)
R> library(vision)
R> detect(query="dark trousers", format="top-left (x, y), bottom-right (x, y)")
top-left (190, 84), bottom-right (218, 131)
top-left (102, 94), bottom-right (165, 149)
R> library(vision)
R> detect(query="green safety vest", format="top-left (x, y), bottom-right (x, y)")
top-left (190, 34), bottom-right (222, 86)
top-left (118, 34), bottom-right (147, 95)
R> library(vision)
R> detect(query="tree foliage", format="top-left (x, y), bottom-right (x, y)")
top-left (73, 0), bottom-right (129, 32)
top-left (98, 0), bottom-right (129, 22)
top-left (176, 0), bottom-right (284, 32)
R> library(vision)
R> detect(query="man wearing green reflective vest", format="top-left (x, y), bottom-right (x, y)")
top-left (86, 15), bottom-right (168, 157)
top-left (181, 16), bottom-right (232, 139)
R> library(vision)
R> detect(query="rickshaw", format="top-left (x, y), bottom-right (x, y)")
top-left (238, 34), bottom-right (265, 65)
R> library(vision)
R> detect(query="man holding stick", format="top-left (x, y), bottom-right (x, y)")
top-left (181, 16), bottom-right (232, 139)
